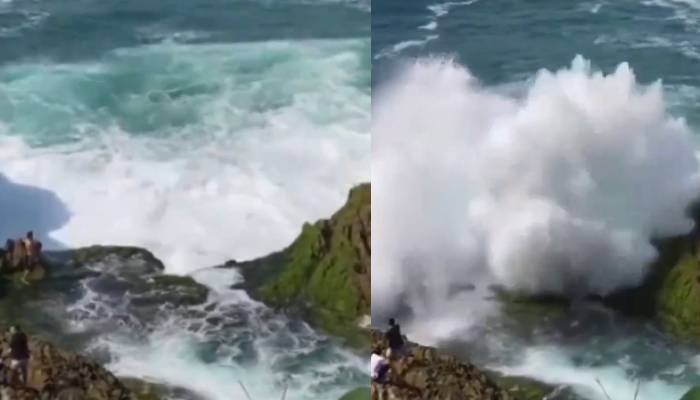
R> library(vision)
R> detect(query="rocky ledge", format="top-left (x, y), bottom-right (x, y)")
top-left (368, 329), bottom-right (562, 400)
top-left (0, 326), bottom-right (131, 400)
top-left (0, 245), bottom-right (213, 400)
top-left (234, 183), bottom-right (370, 346)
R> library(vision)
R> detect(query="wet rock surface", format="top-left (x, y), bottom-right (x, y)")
top-left (0, 245), bottom-right (215, 400)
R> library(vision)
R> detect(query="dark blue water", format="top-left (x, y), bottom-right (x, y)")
top-left (372, 0), bottom-right (700, 125)
top-left (0, 0), bottom-right (368, 64)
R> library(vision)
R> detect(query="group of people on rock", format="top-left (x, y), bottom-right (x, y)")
top-left (1, 232), bottom-right (43, 283)
top-left (370, 318), bottom-right (405, 384)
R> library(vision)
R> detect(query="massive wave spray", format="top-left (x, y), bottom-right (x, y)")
top-left (372, 56), bottom-right (700, 327)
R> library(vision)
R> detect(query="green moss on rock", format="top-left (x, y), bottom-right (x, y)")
top-left (487, 373), bottom-right (569, 400)
top-left (338, 387), bottom-right (369, 400)
top-left (603, 234), bottom-right (700, 341)
top-left (681, 386), bottom-right (700, 400)
top-left (239, 183), bottom-right (370, 345)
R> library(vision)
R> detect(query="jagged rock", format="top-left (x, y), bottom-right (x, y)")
top-left (369, 329), bottom-right (567, 400)
top-left (237, 183), bottom-right (370, 345)
top-left (42, 246), bottom-right (210, 310)
top-left (0, 327), bottom-right (142, 399)
top-left (369, 329), bottom-right (512, 400)
top-left (64, 246), bottom-right (164, 272)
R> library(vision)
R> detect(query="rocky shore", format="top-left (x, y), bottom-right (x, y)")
top-left (368, 328), bottom-right (569, 400)
top-left (0, 326), bottom-right (131, 400)
top-left (0, 244), bottom-right (212, 400)
top-left (234, 183), bottom-right (371, 347)
top-left (233, 183), bottom-right (582, 400)
top-left (12, 182), bottom-right (700, 400)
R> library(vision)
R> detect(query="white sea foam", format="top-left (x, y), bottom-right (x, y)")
top-left (91, 268), bottom-right (368, 400)
top-left (0, 39), bottom-right (370, 275)
top-left (374, 35), bottom-right (439, 59)
top-left (494, 346), bottom-right (690, 400)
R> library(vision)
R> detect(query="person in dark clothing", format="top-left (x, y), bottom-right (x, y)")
top-left (384, 318), bottom-right (405, 359)
top-left (7, 325), bottom-right (29, 385)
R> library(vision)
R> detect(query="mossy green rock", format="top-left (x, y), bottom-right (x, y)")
top-left (681, 386), bottom-right (700, 400)
top-left (338, 387), bottom-right (369, 400)
top-left (604, 233), bottom-right (700, 341)
top-left (238, 184), bottom-right (370, 345)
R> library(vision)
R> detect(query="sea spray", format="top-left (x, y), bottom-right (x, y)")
top-left (373, 56), bottom-right (700, 322)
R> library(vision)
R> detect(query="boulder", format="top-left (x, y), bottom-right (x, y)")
top-left (237, 183), bottom-right (370, 345)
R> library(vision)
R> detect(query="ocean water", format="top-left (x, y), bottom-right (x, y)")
top-left (0, 0), bottom-right (369, 399)
top-left (373, 0), bottom-right (700, 128)
top-left (373, 0), bottom-right (700, 399)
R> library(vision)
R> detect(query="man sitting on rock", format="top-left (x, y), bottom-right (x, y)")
top-left (370, 346), bottom-right (389, 383)
top-left (7, 325), bottom-right (30, 386)
top-left (385, 318), bottom-right (405, 359)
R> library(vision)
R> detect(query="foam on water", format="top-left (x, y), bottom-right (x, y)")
top-left (495, 346), bottom-right (690, 400)
top-left (374, 0), bottom-right (479, 60)
top-left (0, 39), bottom-right (370, 275)
top-left (87, 268), bottom-right (367, 400)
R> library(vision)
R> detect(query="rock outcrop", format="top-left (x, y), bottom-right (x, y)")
top-left (0, 327), bottom-right (134, 399)
top-left (0, 245), bottom-right (213, 400)
top-left (369, 329), bottom-right (513, 400)
top-left (367, 329), bottom-right (568, 400)
top-left (236, 183), bottom-right (370, 345)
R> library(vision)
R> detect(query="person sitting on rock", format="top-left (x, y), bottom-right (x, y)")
top-left (11, 238), bottom-right (26, 272)
top-left (7, 325), bottom-right (29, 386)
top-left (370, 346), bottom-right (389, 383)
top-left (385, 318), bottom-right (405, 359)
